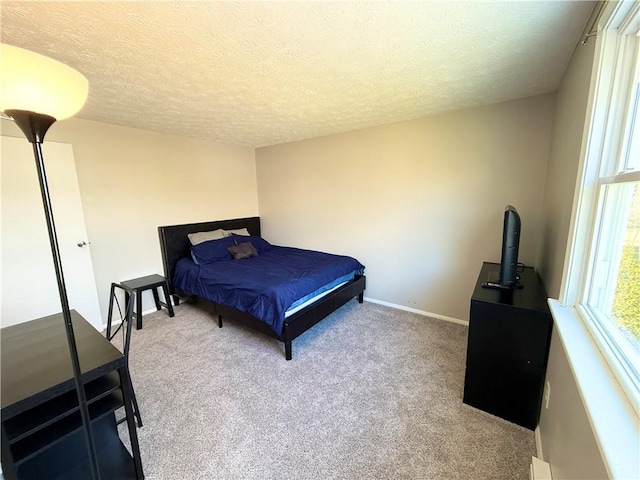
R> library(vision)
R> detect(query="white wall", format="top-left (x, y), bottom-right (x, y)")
top-left (538, 40), bottom-right (596, 300)
top-left (255, 95), bottom-right (555, 322)
top-left (1, 117), bottom-right (258, 326)
top-left (536, 39), bottom-right (609, 478)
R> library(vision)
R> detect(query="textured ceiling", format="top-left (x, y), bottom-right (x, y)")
top-left (1, 1), bottom-right (595, 148)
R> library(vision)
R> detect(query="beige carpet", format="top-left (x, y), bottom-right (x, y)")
top-left (116, 300), bottom-right (536, 479)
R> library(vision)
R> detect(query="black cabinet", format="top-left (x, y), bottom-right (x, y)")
top-left (1, 311), bottom-right (144, 479)
top-left (463, 262), bottom-right (553, 430)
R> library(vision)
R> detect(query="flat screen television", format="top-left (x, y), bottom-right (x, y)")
top-left (498, 205), bottom-right (522, 288)
top-left (483, 205), bottom-right (523, 290)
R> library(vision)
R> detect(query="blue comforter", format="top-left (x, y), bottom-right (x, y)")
top-left (174, 246), bottom-right (365, 335)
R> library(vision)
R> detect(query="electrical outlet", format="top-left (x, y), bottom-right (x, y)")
top-left (544, 381), bottom-right (551, 409)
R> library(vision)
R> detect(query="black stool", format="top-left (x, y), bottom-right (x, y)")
top-left (120, 274), bottom-right (175, 330)
top-left (106, 283), bottom-right (143, 427)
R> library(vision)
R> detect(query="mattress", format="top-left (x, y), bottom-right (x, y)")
top-left (284, 279), bottom-right (349, 318)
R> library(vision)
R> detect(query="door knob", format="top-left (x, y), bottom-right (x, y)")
top-left (77, 241), bottom-right (87, 248)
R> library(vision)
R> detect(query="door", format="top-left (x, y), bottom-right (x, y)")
top-left (1, 136), bottom-right (103, 330)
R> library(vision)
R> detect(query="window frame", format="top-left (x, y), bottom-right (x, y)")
top-left (561, 0), bottom-right (640, 414)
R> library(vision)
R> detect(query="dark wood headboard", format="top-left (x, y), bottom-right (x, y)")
top-left (158, 216), bottom-right (261, 294)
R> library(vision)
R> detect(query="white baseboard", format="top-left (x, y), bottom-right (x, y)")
top-left (100, 306), bottom-right (161, 332)
top-left (530, 456), bottom-right (553, 480)
top-left (363, 297), bottom-right (468, 326)
top-left (112, 298), bottom-right (467, 330)
top-left (535, 426), bottom-right (544, 461)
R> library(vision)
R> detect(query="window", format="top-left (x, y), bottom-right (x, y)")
top-left (565, 1), bottom-right (640, 408)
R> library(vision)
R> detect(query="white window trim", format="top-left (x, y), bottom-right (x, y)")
top-left (554, 1), bottom-right (640, 479)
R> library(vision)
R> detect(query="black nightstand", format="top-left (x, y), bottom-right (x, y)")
top-left (120, 274), bottom-right (175, 330)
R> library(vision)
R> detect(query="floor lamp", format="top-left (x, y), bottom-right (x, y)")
top-left (0, 44), bottom-right (101, 479)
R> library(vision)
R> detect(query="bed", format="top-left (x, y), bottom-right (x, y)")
top-left (158, 217), bottom-right (366, 360)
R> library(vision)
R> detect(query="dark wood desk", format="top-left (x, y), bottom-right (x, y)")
top-left (463, 262), bottom-right (553, 430)
top-left (1, 311), bottom-right (144, 479)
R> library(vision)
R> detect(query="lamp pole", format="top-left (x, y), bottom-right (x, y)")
top-left (8, 109), bottom-right (101, 480)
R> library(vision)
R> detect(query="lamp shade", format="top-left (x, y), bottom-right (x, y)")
top-left (0, 44), bottom-right (88, 120)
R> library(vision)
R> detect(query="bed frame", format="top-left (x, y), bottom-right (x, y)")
top-left (158, 217), bottom-right (366, 360)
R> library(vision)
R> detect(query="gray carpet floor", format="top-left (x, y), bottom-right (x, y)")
top-left (116, 300), bottom-right (535, 479)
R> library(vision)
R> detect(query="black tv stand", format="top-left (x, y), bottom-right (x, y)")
top-left (463, 262), bottom-right (552, 430)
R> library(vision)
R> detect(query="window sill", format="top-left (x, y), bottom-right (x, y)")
top-left (548, 299), bottom-right (639, 480)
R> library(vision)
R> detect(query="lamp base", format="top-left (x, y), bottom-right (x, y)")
top-left (4, 109), bottom-right (56, 143)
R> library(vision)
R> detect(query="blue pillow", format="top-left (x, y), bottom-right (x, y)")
top-left (191, 236), bottom-right (236, 265)
top-left (231, 234), bottom-right (273, 253)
